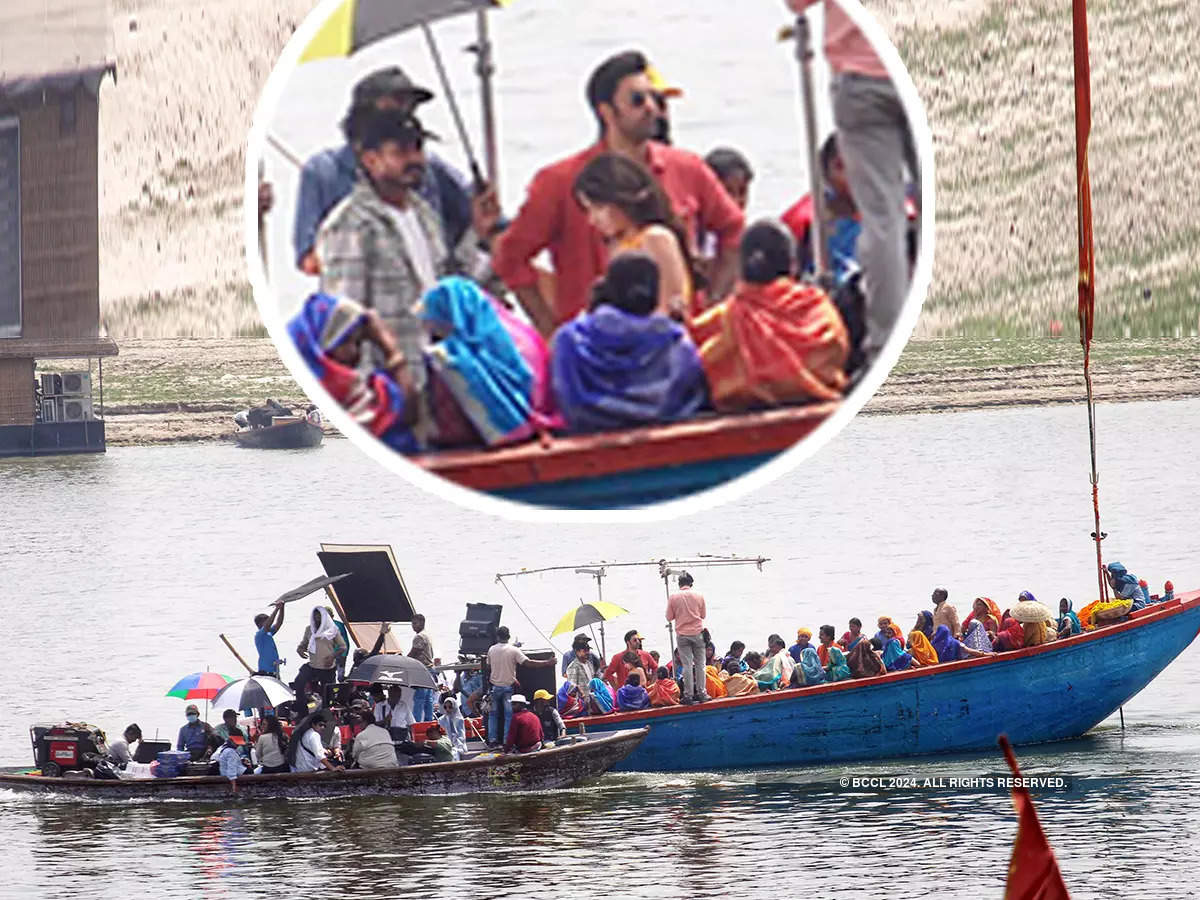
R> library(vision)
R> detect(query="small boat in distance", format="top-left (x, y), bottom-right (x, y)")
top-left (232, 402), bottom-right (325, 450)
top-left (0, 728), bottom-right (649, 801)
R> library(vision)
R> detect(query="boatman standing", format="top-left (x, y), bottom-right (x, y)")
top-left (485, 627), bottom-right (555, 747)
top-left (253, 600), bottom-right (286, 677)
top-left (665, 571), bottom-right (710, 705)
top-left (408, 613), bottom-right (436, 723)
top-left (931, 588), bottom-right (960, 638)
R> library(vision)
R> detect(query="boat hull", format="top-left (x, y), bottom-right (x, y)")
top-left (0, 729), bottom-right (648, 801)
top-left (575, 592), bottom-right (1200, 771)
top-left (233, 420), bottom-right (324, 449)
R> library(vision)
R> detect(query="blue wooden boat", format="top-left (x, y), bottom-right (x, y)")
top-left (570, 590), bottom-right (1200, 771)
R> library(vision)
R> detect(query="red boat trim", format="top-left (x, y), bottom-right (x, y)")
top-left (412, 403), bottom-right (837, 490)
top-left (567, 590), bottom-right (1199, 728)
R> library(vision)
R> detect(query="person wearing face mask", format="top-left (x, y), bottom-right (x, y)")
top-left (176, 704), bottom-right (214, 761)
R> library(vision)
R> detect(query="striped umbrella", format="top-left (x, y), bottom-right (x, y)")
top-left (166, 672), bottom-right (233, 702)
top-left (300, 0), bottom-right (507, 63)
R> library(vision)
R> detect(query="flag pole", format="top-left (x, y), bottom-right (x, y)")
top-left (1071, 0), bottom-right (1108, 604)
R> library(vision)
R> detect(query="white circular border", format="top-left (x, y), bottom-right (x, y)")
top-left (243, 0), bottom-right (935, 525)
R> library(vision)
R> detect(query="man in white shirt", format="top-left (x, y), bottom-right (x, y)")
top-left (106, 724), bottom-right (142, 767)
top-left (383, 685), bottom-right (416, 739)
top-left (290, 711), bottom-right (340, 773)
top-left (485, 626), bottom-right (555, 747)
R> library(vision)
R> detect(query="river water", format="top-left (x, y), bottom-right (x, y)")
top-left (2, 398), bottom-right (1199, 897)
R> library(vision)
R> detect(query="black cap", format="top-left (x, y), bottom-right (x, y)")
top-left (359, 112), bottom-right (440, 151)
top-left (352, 66), bottom-right (434, 107)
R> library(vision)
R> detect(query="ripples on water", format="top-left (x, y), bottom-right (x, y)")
top-left (3, 401), bottom-right (1200, 897)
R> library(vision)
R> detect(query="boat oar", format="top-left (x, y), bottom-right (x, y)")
top-left (420, 22), bottom-right (486, 191)
top-left (219, 634), bottom-right (256, 675)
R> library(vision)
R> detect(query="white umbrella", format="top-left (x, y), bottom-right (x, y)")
top-left (210, 675), bottom-right (295, 713)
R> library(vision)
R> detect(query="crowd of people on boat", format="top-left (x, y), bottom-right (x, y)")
top-left (280, 2), bottom-right (920, 455)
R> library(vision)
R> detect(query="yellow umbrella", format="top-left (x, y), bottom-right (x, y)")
top-left (300, 0), bottom-right (508, 63)
top-left (551, 601), bottom-right (630, 661)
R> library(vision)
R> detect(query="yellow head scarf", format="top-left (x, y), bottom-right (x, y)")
top-left (908, 630), bottom-right (938, 666)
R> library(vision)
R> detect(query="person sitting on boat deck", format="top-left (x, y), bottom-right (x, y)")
top-left (816, 625), bottom-right (838, 666)
top-left (551, 251), bottom-right (707, 433)
top-left (911, 610), bottom-right (934, 641)
top-left (991, 612), bottom-right (1025, 652)
top-left (574, 152), bottom-right (703, 320)
top-left (106, 724), bottom-right (142, 767)
top-left (288, 710), bottom-right (342, 773)
top-left (214, 709), bottom-right (252, 760)
top-left (825, 644), bottom-right (853, 682)
top-left (207, 733), bottom-right (248, 784)
top-left (455, 663), bottom-right (486, 718)
top-left (931, 588), bottom-right (961, 637)
top-left (347, 709), bottom-right (398, 770)
top-left (254, 715), bottom-right (290, 774)
top-left (847, 638), bottom-right (887, 678)
top-left (487, 626), bottom-right (556, 747)
top-left (177, 705), bottom-right (214, 761)
top-left (840, 618), bottom-right (865, 652)
top-left (872, 617), bottom-right (897, 648)
top-left (703, 660), bottom-right (729, 698)
top-left (705, 147), bottom-right (754, 213)
top-left (557, 681), bottom-right (588, 718)
top-left (930, 624), bottom-right (992, 663)
top-left (961, 619), bottom-right (994, 653)
top-left (565, 643), bottom-right (600, 704)
top-left (791, 646), bottom-right (824, 686)
top-left (294, 606), bottom-right (349, 705)
top-left (253, 600), bottom-right (286, 678)
top-left (502, 695), bottom-right (545, 754)
top-left (688, 218), bottom-right (850, 411)
top-left (293, 66), bottom-right (473, 276)
top-left (1055, 599), bottom-right (1082, 639)
top-left (905, 629), bottom-right (938, 667)
top-left (880, 635), bottom-right (916, 671)
top-left (382, 685), bottom-right (416, 740)
top-left (417, 722), bottom-right (457, 763)
top-left (666, 571), bottom-right (710, 706)
top-left (530, 689), bottom-right (566, 743)
top-left (439, 696), bottom-right (469, 757)
top-left (961, 597), bottom-right (1001, 641)
top-left (789, 628), bottom-right (814, 663)
top-left (720, 659), bottom-right (759, 696)
top-left (761, 634), bottom-right (797, 690)
top-left (602, 630), bottom-right (656, 693)
top-left (1106, 562), bottom-right (1150, 610)
top-left (646, 666), bottom-right (682, 706)
top-left (492, 49), bottom-right (744, 336)
top-left (587, 677), bottom-right (616, 715)
top-left (315, 113), bottom-right (501, 436)
top-left (721, 641), bottom-right (748, 672)
top-left (314, 714), bottom-right (345, 764)
top-left (616, 672), bottom-right (652, 711)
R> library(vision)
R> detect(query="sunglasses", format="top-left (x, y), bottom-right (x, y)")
top-left (628, 90), bottom-right (658, 110)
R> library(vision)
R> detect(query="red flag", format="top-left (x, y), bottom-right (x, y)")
top-left (1073, 0), bottom-right (1095, 363)
top-left (1000, 735), bottom-right (1071, 900)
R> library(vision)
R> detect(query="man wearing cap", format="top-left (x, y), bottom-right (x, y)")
top-left (315, 110), bottom-right (501, 438)
top-left (646, 64), bottom-right (682, 145)
top-left (560, 633), bottom-right (603, 677)
top-left (602, 629), bottom-right (656, 693)
top-left (293, 66), bottom-right (473, 275)
top-left (485, 626), bottom-right (555, 747)
top-left (493, 49), bottom-right (744, 336)
top-left (665, 571), bottom-right (709, 704)
top-left (530, 689), bottom-right (566, 742)
top-left (502, 695), bottom-right (544, 754)
top-left (176, 705), bottom-right (214, 761)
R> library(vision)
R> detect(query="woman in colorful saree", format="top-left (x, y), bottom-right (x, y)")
top-left (798, 647), bottom-right (827, 685)
top-left (556, 681), bottom-right (587, 719)
top-left (647, 667), bottom-right (681, 706)
top-left (907, 630), bottom-right (939, 667)
top-left (993, 613), bottom-right (1026, 652)
top-left (962, 597), bottom-right (1002, 638)
top-left (911, 610), bottom-right (935, 641)
top-left (962, 619), bottom-right (993, 652)
top-left (931, 624), bottom-right (992, 662)
top-left (1057, 598), bottom-right (1082, 639)
top-left (288, 293), bottom-right (416, 451)
top-left (720, 659), bottom-right (759, 696)
top-left (418, 276), bottom-right (558, 448)
top-left (688, 219), bottom-right (849, 412)
top-left (552, 252), bottom-right (707, 433)
top-left (847, 640), bottom-right (886, 678)
top-left (880, 637), bottom-right (915, 671)
top-left (587, 677), bottom-right (615, 714)
top-left (825, 646), bottom-right (852, 682)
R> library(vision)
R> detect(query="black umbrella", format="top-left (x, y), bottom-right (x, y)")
top-left (346, 654), bottom-right (436, 690)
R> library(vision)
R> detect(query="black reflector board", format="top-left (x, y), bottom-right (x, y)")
top-left (318, 543), bottom-right (416, 625)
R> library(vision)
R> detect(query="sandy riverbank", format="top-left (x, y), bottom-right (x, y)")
top-left (95, 337), bottom-right (1200, 445)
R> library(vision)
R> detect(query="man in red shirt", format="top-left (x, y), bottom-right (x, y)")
top-left (602, 629), bottom-right (656, 693)
top-left (492, 50), bottom-right (745, 336)
top-left (502, 694), bottom-right (544, 754)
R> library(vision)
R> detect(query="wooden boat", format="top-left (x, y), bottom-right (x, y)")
top-left (0, 728), bottom-right (648, 800)
top-left (233, 418), bottom-right (324, 450)
top-left (569, 591), bottom-right (1200, 771)
top-left (414, 402), bottom-right (836, 508)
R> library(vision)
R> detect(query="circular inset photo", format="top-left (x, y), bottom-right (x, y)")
top-left (247, 0), bottom-right (933, 514)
